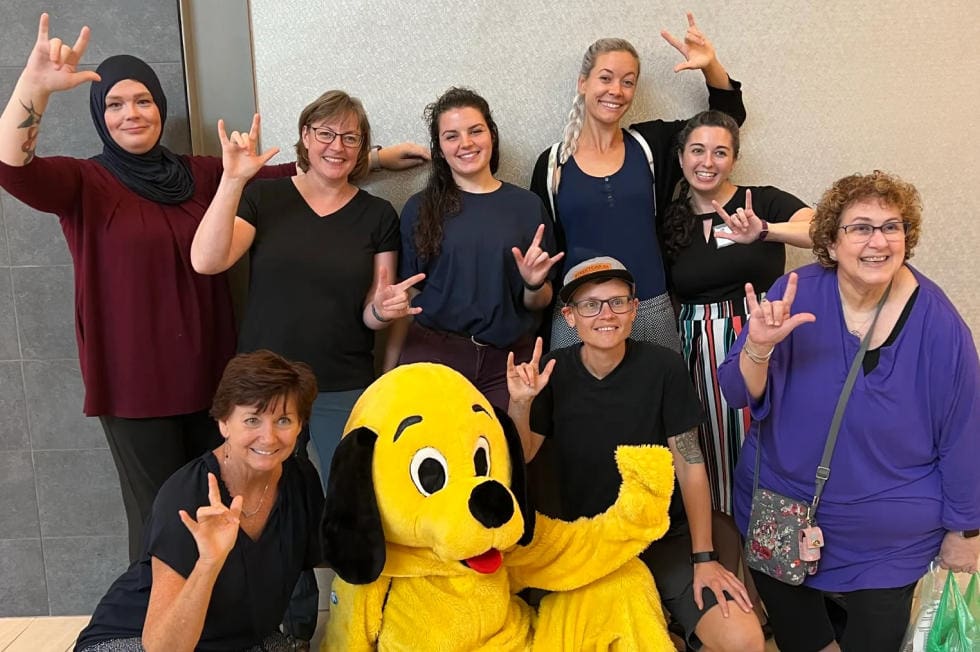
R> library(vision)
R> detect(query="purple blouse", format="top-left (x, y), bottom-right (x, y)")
top-left (719, 263), bottom-right (980, 591)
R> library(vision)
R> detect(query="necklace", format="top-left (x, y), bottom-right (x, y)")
top-left (837, 285), bottom-right (879, 337)
top-left (240, 480), bottom-right (271, 519)
top-left (222, 443), bottom-right (272, 519)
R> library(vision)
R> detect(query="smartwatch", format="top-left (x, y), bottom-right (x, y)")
top-left (690, 551), bottom-right (719, 564)
top-left (962, 529), bottom-right (980, 539)
top-left (757, 220), bottom-right (770, 242)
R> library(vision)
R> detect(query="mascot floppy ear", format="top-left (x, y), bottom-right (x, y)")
top-left (321, 427), bottom-right (385, 584)
top-left (493, 406), bottom-right (535, 545)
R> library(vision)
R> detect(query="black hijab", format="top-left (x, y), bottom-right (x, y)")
top-left (90, 55), bottom-right (194, 204)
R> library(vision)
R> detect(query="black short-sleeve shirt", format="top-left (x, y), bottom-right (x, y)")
top-left (529, 340), bottom-right (704, 526)
top-left (237, 179), bottom-right (400, 391)
top-left (75, 453), bottom-right (324, 651)
top-left (669, 185), bottom-right (807, 303)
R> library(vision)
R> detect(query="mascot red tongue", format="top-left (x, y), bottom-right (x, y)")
top-left (321, 363), bottom-right (678, 651)
top-left (465, 549), bottom-right (502, 574)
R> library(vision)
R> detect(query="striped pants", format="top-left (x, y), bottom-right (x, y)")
top-left (678, 297), bottom-right (752, 514)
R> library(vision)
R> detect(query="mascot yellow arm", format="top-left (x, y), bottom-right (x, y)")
top-left (507, 445), bottom-right (674, 593)
top-left (322, 575), bottom-right (391, 652)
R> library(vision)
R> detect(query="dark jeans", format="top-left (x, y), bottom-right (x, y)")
top-left (100, 411), bottom-right (222, 562)
top-left (399, 321), bottom-right (534, 410)
top-left (281, 424), bottom-right (318, 642)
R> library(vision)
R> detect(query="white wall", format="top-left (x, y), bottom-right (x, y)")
top-left (249, 0), bottom-right (980, 343)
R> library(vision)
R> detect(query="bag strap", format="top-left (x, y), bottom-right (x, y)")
top-left (752, 281), bottom-right (893, 522)
top-left (625, 127), bottom-right (657, 215)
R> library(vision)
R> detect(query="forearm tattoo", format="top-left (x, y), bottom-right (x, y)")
top-left (673, 428), bottom-right (704, 464)
top-left (18, 100), bottom-right (42, 164)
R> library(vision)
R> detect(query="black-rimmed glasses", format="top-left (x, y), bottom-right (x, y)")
top-left (307, 125), bottom-right (363, 148)
top-left (567, 296), bottom-right (634, 317)
top-left (838, 221), bottom-right (910, 244)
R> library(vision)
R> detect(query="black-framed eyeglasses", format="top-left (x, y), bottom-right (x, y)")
top-left (306, 125), bottom-right (363, 148)
top-left (838, 221), bottom-right (910, 243)
top-left (567, 295), bottom-right (634, 317)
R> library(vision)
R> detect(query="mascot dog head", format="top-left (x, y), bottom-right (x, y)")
top-left (322, 363), bottom-right (534, 585)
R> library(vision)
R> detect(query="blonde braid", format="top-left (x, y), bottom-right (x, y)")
top-left (559, 93), bottom-right (584, 164)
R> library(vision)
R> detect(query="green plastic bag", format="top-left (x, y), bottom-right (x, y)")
top-left (966, 573), bottom-right (980, 628)
top-left (926, 571), bottom-right (978, 652)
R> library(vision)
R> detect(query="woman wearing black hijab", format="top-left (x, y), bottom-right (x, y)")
top-left (0, 15), bottom-right (309, 568)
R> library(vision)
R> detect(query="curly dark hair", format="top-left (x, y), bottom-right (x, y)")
top-left (811, 170), bottom-right (922, 268)
top-left (661, 111), bottom-right (741, 262)
top-left (210, 350), bottom-right (318, 426)
top-left (414, 87), bottom-right (500, 261)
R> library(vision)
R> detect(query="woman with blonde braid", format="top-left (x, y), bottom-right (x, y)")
top-left (529, 12), bottom-right (745, 351)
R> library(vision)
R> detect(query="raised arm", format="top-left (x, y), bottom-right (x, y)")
top-left (0, 13), bottom-right (101, 166)
top-left (738, 273), bottom-right (816, 400)
top-left (190, 114), bottom-right (277, 274)
top-left (506, 337), bottom-right (555, 461)
top-left (661, 12), bottom-right (732, 90)
top-left (142, 473), bottom-right (242, 652)
top-left (362, 257), bottom-right (425, 331)
top-left (713, 189), bottom-right (815, 248)
top-left (507, 445), bottom-right (675, 592)
top-left (512, 224), bottom-right (563, 310)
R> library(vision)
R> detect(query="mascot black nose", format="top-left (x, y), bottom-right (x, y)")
top-left (468, 480), bottom-right (514, 529)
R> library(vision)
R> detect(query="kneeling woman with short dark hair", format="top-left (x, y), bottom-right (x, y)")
top-left (75, 350), bottom-right (321, 652)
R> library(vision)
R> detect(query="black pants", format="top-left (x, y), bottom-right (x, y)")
top-left (100, 411), bottom-right (222, 562)
top-left (751, 569), bottom-right (916, 652)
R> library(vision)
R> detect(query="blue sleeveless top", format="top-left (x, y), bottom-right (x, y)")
top-left (555, 133), bottom-right (666, 300)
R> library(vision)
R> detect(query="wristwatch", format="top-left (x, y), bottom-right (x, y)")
top-left (757, 220), bottom-right (770, 242)
top-left (690, 551), bottom-right (719, 564)
top-left (962, 529), bottom-right (980, 538)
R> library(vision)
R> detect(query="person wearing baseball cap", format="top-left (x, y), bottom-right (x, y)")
top-left (508, 256), bottom-right (763, 652)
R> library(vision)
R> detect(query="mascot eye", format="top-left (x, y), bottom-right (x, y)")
top-left (410, 447), bottom-right (448, 496)
top-left (473, 436), bottom-right (491, 476)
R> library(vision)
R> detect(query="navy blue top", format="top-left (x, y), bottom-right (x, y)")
top-left (399, 182), bottom-right (555, 348)
top-left (75, 453), bottom-right (324, 651)
top-left (555, 134), bottom-right (666, 300)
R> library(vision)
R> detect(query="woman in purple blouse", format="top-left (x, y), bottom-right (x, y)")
top-left (718, 171), bottom-right (979, 652)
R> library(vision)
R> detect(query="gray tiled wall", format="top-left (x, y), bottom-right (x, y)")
top-left (0, 1), bottom-right (191, 617)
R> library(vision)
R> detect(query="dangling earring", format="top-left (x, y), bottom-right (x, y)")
top-left (223, 440), bottom-right (230, 464)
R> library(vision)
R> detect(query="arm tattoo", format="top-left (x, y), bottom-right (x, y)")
top-left (673, 428), bottom-right (704, 465)
top-left (17, 100), bottom-right (43, 165)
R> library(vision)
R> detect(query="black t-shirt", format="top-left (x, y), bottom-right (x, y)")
top-left (669, 185), bottom-right (807, 303)
top-left (529, 340), bottom-right (704, 526)
top-left (75, 453), bottom-right (324, 651)
top-left (237, 179), bottom-right (400, 391)
top-left (399, 182), bottom-right (556, 348)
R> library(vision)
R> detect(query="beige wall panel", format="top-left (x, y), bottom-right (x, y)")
top-left (249, 0), bottom-right (980, 344)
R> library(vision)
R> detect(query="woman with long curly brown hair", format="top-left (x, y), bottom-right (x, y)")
top-left (390, 87), bottom-right (562, 409)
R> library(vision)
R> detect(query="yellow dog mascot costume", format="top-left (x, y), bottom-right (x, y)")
top-left (322, 363), bottom-right (676, 650)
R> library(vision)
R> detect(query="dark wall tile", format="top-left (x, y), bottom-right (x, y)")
top-left (35, 448), bottom-right (125, 537)
top-left (3, 192), bottom-right (71, 266)
top-left (0, 362), bottom-right (29, 450)
top-left (44, 535), bottom-right (128, 616)
top-left (0, 269), bottom-right (22, 360)
top-left (10, 265), bottom-right (77, 360)
top-left (0, 1), bottom-right (181, 68)
top-left (0, 539), bottom-right (48, 617)
top-left (0, 451), bottom-right (41, 539)
top-left (23, 359), bottom-right (104, 450)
